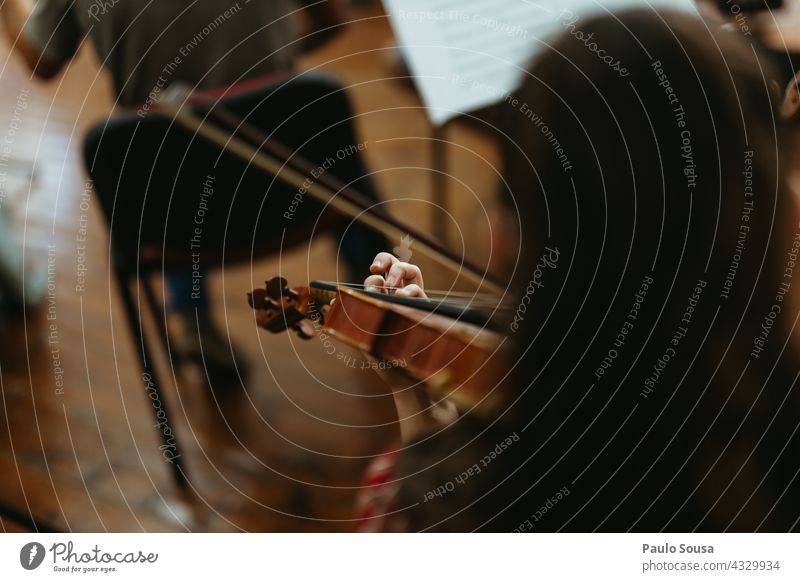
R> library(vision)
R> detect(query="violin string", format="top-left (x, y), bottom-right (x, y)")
top-left (320, 281), bottom-right (504, 299)
top-left (316, 281), bottom-right (514, 308)
top-left (321, 281), bottom-right (505, 298)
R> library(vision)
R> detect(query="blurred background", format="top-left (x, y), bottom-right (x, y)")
top-left (0, 0), bottom-right (505, 532)
top-left (2, 0), bottom-right (800, 533)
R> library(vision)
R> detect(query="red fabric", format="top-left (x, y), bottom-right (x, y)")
top-left (190, 71), bottom-right (289, 102)
top-left (356, 447), bottom-right (405, 532)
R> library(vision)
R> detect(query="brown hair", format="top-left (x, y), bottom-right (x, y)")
top-left (395, 9), bottom-right (800, 532)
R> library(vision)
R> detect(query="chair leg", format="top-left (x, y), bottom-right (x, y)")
top-left (114, 265), bottom-right (190, 491)
top-left (142, 275), bottom-right (182, 366)
top-left (0, 501), bottom-right (60, 532)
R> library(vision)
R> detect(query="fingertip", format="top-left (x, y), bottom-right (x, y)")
top-left (396, 284), bottom-right (424, 298)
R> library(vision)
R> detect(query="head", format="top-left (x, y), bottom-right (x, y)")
top-left (397, 8), bottom-right (800, 531)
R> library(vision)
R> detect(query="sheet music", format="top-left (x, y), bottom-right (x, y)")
top-left (383, 0), bottom-right (698, 125)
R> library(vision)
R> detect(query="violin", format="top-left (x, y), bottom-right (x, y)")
top-left (248, 277), bottom-right (511, 415)
top-left (155, 84), bottom-right (512, 415)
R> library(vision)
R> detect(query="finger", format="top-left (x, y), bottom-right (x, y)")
top-left (296, 320), bottom-right (316, 339)
top-left (370, 252), bottom-right (399, 275)
top-left (364, 274), bottom-right (386, 287)
top-left (395, 284), bottom-right (426, 299)
top-left (430, 400), bottom-right (458, 425)
top-left (385, 261), bottom-right (424, 289)
top-left (364, 274), bottom-right (387, 293)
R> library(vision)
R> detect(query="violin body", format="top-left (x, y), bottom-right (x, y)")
top-left (326, 286), bottom-right (508, 411)
top-left (249, 277), bottom-right (509, 413)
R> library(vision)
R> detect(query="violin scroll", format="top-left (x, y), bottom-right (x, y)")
top-left (248, 277), bottom-right (317, 339)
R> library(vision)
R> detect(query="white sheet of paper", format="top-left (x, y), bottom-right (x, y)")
top-left (383, 0), bottom-right (699, 125)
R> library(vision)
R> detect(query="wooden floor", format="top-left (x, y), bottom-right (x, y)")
top-left (0, 4), bottom-right (503, 531)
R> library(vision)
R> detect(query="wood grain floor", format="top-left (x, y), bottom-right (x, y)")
top-left (0, 4), bottom-right (503, 532)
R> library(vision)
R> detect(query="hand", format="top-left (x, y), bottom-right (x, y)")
top-left (364, 252), bottom-right (427, 298)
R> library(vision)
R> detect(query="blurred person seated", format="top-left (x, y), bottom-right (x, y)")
top-left (0, 203), bottom-right (45, 322)
top-left (0, 0), bottom-right (385, 380)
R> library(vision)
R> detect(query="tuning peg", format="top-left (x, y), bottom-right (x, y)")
top-left (248, 288), bottom-right (267, 310)
top-left (265, 277), bottom-right (289, 299)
